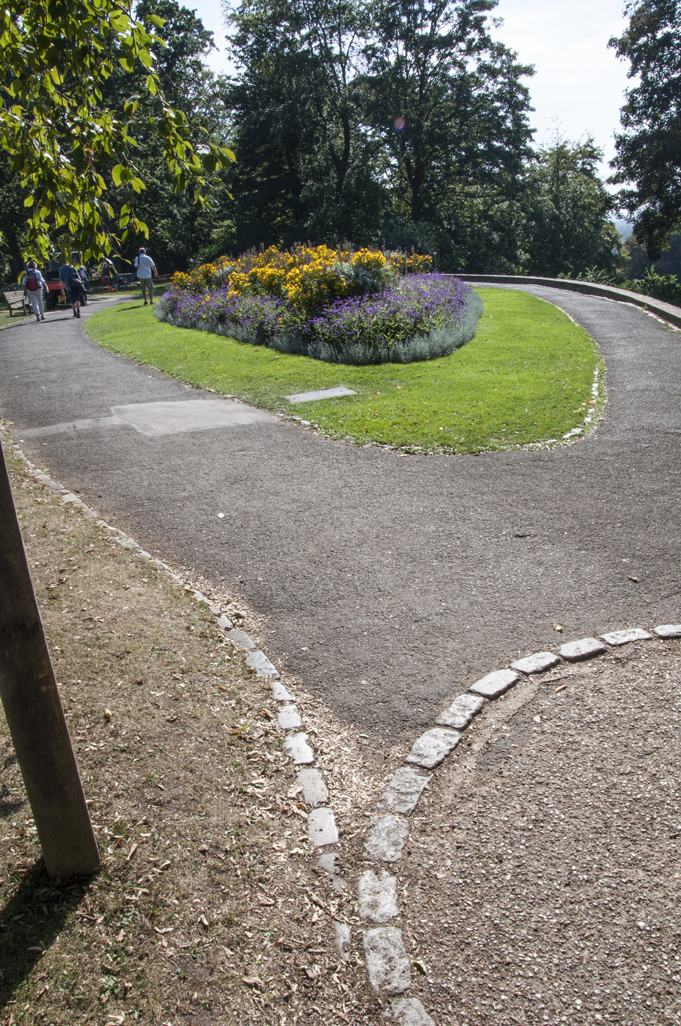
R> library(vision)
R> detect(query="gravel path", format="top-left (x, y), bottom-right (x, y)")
top-left (0, 289), bottom-right (679, 742)
top-left (399, 638), bottom-right (681, 1025)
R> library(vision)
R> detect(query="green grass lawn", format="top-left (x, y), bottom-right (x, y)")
top-left (86, 287), bottom-right (600, 453)
top-left (0, 301), bottom-right (30, 328)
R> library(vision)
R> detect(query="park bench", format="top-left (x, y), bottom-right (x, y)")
top-left (2, 289), bottom-right (29, 317)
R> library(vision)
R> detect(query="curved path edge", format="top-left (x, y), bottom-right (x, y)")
top-left (357, 625), bottom-right (681, 1025)
top-left (1, 429), bottom-right (353, 982)
top-left (455, 273), bottom-right (681, 330)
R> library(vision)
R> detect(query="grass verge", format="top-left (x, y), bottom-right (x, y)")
top-left (86, 287), bottom-right (599, 454)
top-left (0, 430), bottom-right (377, 1025)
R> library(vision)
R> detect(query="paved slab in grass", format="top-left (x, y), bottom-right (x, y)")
top-left (0, 288), bottom-right (679, 745)
top-left (286, 385), bottom-right (356, 404)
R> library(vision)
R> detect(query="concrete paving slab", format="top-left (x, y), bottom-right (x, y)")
top-left (223, 628), bottom-right (256, 651)
top-left (286, 386), bottom-right (356, 404)
top-left (283, 732), bottom-right (314, 765)
top-left (110, 399), bottom-right (274, 436)
top-left (277, 704), bottom-right (302, 730)
top-left (307, 807), bottom-right (338, 846)
top-left (22, 415), bottom-right (122, 438)
top-left (246, 650), bottom-right (280, 679)
top-left (334, 920), bottom-right (351, 961)
top-left (297, 767), bottom-right (329, 807)
top-left (270, 681), bottom-right (293, 702)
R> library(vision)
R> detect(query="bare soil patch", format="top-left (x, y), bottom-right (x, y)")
top-left (0, 433), bottom-right (384, 1025)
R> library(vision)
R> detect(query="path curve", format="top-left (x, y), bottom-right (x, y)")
top-left (0, 287), bottom-right (679, 743)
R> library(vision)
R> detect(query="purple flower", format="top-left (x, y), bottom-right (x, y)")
top-left (157, 274), bottom-right (476, 363)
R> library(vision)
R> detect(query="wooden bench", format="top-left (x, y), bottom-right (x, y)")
top-left (2, 289), bottom-right (29, 317)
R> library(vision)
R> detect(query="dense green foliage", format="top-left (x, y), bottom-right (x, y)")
top-left (610, 0), bottom-right (681, 257)
top-left (221, 0), bottom-right (618, 275)
top-left (0, 0), bottom-right (621, 279)
top-left (86, 289), bottom-right (598, 453)
top-left (564, 266), bottom-right (681, 308)
top-left (523, 141), bottom-right (620, 277)
top-left (0, 0), bottom-right (233, 266)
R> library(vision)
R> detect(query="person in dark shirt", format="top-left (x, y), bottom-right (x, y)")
top-left (58, 261), bottom-right (84, 318)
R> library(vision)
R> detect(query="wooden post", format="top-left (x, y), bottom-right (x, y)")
top-left (0, 439), bottom-right (99, 878)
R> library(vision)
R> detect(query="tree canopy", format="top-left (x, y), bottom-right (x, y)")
top-left (222, 0), bottom-right (617, 276)
top-left (523, 139), bottom-right (621, 277)
top-left (0, 0), bottom-right (622, 279)
top-left (224, 0), bottom-right (536, 267)
top-left (0, 0), bottom-right (234, 262)
top-left (610, 0), bottom-right (681, 257)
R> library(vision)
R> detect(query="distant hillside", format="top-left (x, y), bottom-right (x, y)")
top-left (625, 234), bottom-right (681, 279)
top-left (612, 218), bottom-right (633, 240)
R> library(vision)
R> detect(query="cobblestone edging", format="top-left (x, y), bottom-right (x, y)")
top-left (4, 439), bottom-right (346, 911)
top-left (8, 439), bottom-right (681, 1026)
top-left (358, 625), bottom-right (681, 1026)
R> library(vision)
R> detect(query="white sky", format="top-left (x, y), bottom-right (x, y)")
top-left (190, 0), bottom-right (633, 173)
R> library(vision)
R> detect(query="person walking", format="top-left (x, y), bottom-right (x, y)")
top-left (58, 259), bottom-right (84, 318)
top-left (21, 260), bottom-right (47, 322)
top-left (133, 247), bottom-right (158, 306)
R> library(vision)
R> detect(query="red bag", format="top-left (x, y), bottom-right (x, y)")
top-left (26, 270), bottom-right (40, 291)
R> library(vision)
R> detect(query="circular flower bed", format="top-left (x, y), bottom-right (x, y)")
top-left (156, 247), bottom-right (483, 365)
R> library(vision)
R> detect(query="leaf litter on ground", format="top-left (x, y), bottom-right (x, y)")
top-left (0, 427), bottom-right (387, 1025)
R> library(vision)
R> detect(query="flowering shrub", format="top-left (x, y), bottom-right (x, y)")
top-left (156, 272), bottom-right (482, 365)
top-left (172, 245), bottom-right (434, 314)
top-left (171, 262), bottom-right (224, 292)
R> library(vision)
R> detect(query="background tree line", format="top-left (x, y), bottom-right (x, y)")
top-left (2, 0), bottom-right (678, 283)
top-left (221, 0), bottom-right (621, 276)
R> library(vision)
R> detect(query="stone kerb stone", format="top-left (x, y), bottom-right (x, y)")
top-left (511, 650), bottom-right (560, 675)
top-left (384, 997), bottom-right (438, 1026)
top-left (436, 692), bottom-right (485, 730)
top-left (654, 624), bottom-right (681, 639)
top-left (469, 667), bottom-right (520, 698)
top-left (558, 637), bottom-right (608, 661)
top-left (405, 727), bottom-right (462, 769)
top-left (363, 927), bottom-right (412, 995)
top-left (377, 766), bottom-right (430, 815)
top-left (601, 627), bottom-right (653, 646)
top-left (358, 869), bottom-right (399, 923)
top-left (365, 815), bottom-right (410, 863)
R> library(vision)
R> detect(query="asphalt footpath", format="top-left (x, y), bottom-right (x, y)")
top-left (0, 287), bottom-right (679, 746)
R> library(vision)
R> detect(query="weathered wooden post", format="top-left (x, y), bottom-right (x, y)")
top-left (0, 439), bottom-right (99, 878)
